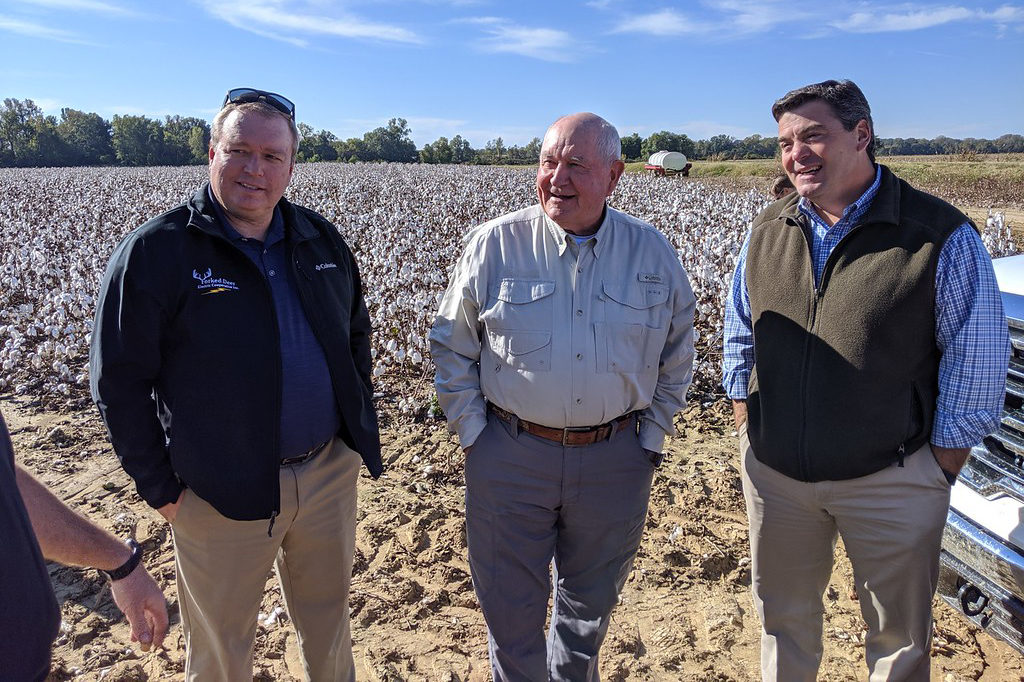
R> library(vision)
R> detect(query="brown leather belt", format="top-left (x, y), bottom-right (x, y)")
top-left (281, 439), bottom-right (330, 467)
top-left (488, 404), bottom-right (636, 446)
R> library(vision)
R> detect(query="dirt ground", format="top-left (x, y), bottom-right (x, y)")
top-left (5, 394), bottom-right (1022, 682)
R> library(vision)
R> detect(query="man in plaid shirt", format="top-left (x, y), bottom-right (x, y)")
top-left (723, 79), bottom-right (1009, 681)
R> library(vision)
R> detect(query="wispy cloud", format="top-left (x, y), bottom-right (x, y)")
top-left (469, 17), bottom-right (582, 61)
top-left (612, 2), bottom-right (1024, 38)
top-left (12, 0), bottom-right (135, 15)
top-left (833, 6), bottom-right (975, 32)
top-left (611, 9), bottom-right (713, 35)
top-left (197, 0), bottom-right (422, 46)
top-left (0, 14), bottom-right (90, 43)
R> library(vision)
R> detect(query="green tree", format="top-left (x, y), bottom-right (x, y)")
top-left (29, 115), bottom-right (68, 166)
top-left (484, 137), bottom-right (506, 164)
top-left (506, 136), bottom-right (541, 164)
top-left (420, 136), bottom-right (453, 164)
top-left (363, 118), bottom-right (417, 162)
top-left (57, 108), bottom-right (114, 165)
top-left (450, 135), bottom-right (473, 163)
top-left (620, 132), bottom-right (642, 161)
top-left (298, 128), bottom-right (338, 162)
top-left (334, 137), bottom-right (370, 162)
top-left (111, 114), bottom-right (164, 166)
top-left (0, 98), bottom-right (44, 165)
top-left (188, 125), bottom-right (210, 163)
top-left (641, 131), bottom-right (695, 161)
top-left (164, 116), bottom-right (209, 165)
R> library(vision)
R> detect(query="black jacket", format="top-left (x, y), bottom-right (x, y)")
top-left (91, 184), bottom-right (381, 520)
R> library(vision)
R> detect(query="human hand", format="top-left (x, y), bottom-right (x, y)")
top-left (732, 400), bottom-right (747, 430)
top-left (156, 490), bottom-right (184, 523)
top-left (932, 445), bottom-right (970, 478)
top-left (110, 563), bottom-right (169, 652)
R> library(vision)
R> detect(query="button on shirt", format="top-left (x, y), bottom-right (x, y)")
top-left (722, 165), bottom-right (1009, 448)
top-left (430, 204), bottom-right (696, 453)
top-left (209, 191), bottom-right (340, 459)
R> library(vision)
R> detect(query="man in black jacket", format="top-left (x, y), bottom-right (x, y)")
top-left (91, 88), bottom-right (380, 681)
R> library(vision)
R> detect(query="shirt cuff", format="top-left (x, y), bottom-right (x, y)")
top-left (456, 414), bottom-right (489, 450)
top-left (722, 371), bottom-right (750, 400)
top-left (931, 406), bottom-right (1001, 449)
top-left (638, 418), bottom-right (667, 453)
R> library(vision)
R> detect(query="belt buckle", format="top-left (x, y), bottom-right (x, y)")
top-left (561, 425), bottom-right (593, 446)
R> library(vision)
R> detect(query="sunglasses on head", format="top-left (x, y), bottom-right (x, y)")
top-left (222, 88), bottom-right (295, 120)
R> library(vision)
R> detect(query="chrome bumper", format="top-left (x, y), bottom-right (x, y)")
top-left (938, 507), bottom-right (1024, 655)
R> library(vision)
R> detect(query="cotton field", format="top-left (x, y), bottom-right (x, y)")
top-left (0, 164), bottom-right (1017, 415)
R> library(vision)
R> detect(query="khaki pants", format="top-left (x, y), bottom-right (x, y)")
top-left (740, 424), bottom-right (951, 681)
top-left (171, 438), bottom-right (361, 682)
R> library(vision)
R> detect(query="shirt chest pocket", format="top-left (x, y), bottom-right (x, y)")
top-left (597, 280), bottom-right (669, 374)
top-left (483, 278), bottom-right (555, 373)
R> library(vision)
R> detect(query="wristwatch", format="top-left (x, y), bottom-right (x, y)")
top-left (101, 539), bottom-right (142, 581)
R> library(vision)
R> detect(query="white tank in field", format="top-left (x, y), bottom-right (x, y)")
top-left (648, 150), bottom-right (688, 171)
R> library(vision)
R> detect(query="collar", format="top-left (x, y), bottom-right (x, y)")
top-left (543, 204), bottom-right (612, 258)
top-left (798, 164), bottom-right (882, 228)
top-left (206, 185), bottom-right (284, 247)
top-left (777, 164), bottom-right (901, 229)
top-left (187, 182), bottom-right (318, 242)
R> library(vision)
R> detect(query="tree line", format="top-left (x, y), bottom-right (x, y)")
top-left (2, 97), bottom-right (1022, 169)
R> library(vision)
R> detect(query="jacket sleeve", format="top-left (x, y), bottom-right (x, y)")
top-left (639, 263), bottom-right (696, 453)
top-left (90, 232), bottom-right (183, 509)
top-left (344, 241), bottom-right (374, 392)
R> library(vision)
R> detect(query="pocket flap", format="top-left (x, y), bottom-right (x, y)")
top-left (602, 281), bottom-right (668, 309)
top-left (489, 329), bottom-right (552, 355)
top-left (492, 279), bottom-right (555, 304)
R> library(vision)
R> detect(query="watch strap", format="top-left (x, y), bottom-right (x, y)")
top-left (102, 539), bottom-right (142, 581)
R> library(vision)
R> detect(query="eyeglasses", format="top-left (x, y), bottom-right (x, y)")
top-left (222, 88), bottom-right (295, 120)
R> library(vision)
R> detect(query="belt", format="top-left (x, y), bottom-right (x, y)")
top-left (280, 439), bottom-right (330, 467)
top-left (488, 404), bottom-right (636, 446)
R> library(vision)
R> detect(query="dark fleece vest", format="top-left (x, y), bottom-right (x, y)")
top-left (745, 165), bottom-right (969, 481)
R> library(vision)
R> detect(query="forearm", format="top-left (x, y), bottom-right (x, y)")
top-left (732, 399), bottom-right (747, 428)
top-left (16, 465), bottom-right (132, 571)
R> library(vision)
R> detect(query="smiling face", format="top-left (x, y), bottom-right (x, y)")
top-left (208, 109), bottom-right (294, 238)
top-left (777, 99), bottom-right (875, 224)
top-left (536, 115), bottom-right (624, 235)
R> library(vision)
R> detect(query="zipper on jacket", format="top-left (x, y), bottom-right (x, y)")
top-left (796, 287), bottom-right (823, 480)
top-left (897, 443), bottom-right (906, 467)
top-left (794, 213), bottom-right (870, 481)
top-left (189, 219), bottom-right (285, 523)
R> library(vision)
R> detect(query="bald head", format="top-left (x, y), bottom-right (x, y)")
top-left (542, 113), bottom-right (621, 164)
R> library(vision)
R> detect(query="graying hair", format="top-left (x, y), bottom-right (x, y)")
top-left (771, 79), bottom-right (875, 162)
top-left (210, 101), bottom-right (300, 161)
top-left (590, 116), bottom-right (621, 163)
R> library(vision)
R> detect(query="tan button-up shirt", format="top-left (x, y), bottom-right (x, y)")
top-left (429, 203), bottom-right (695, 453)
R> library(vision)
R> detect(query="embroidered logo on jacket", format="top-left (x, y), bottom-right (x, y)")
top-left (193, 268), bottom-right (239, 295)
top-left (638, 272), bottom-right (663, 284)
top-left (315, 262), bottom-right (338, 271)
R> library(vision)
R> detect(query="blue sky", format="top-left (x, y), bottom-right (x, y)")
top-left (1, 0), bottom-right (1022, 148)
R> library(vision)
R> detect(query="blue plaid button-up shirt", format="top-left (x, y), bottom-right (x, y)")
top-left (722, 165), bottom-right (1009, 449)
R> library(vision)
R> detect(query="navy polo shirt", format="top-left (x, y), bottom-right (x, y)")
top-left (209, 189), bottom-right (340, 459)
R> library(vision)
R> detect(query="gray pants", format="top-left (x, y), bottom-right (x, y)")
top-left (465, 413), bottom-right (656, 681)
